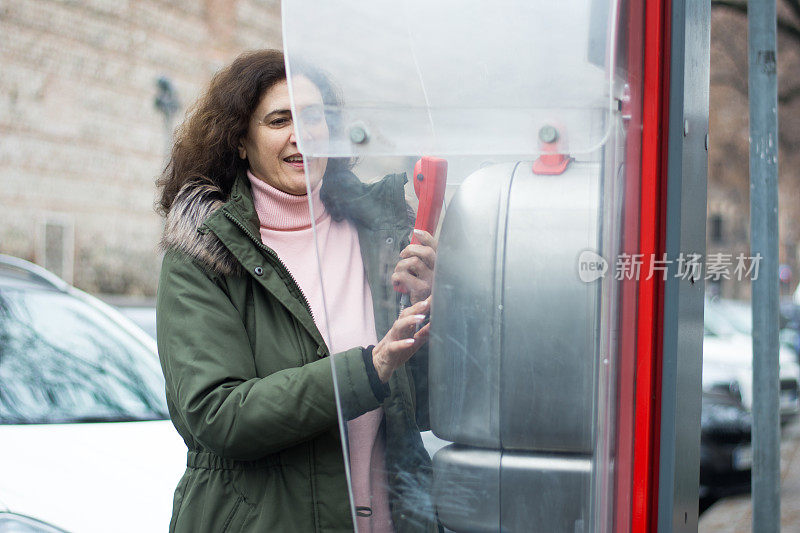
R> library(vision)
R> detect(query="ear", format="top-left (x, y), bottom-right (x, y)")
top-left (237, 140), bottom-right (247, 160)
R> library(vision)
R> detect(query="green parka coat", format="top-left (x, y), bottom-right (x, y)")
top-left (157, 170), bottom-right (435, 533)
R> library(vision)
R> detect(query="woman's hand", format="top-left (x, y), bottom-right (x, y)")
top-left (391, 230), bottom-right (437, 304)
top-left (372, 297), bottom-right (431, 383)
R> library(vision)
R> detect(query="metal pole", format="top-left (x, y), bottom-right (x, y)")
top-left (749, 0), bottom-right (780, 531)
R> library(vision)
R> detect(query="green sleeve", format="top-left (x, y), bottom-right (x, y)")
top-left (157, 251), bottom-right (380, 461)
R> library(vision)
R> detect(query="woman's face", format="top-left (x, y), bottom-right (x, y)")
top-left (239, 76), bottom-right (329, 195)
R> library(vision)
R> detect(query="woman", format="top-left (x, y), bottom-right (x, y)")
top-left (156, 49), bottom-right (437, 532)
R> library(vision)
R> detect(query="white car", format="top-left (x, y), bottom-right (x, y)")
top-left (703, 298), bottom-right (800, 420)
top-left (0, 255), bottom-right (186, 533)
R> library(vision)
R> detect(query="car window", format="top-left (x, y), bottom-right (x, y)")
top-left (703, 303), bottom-right (738, 337)
top-left (0, 287), bottom-right (168, 424)
top-left (717, 302), bottom-right (752, 335)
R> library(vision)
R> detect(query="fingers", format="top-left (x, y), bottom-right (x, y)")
top-left (411, 229), bottom-right (437, 250)
top-left (391, 270), bottom-right (428, 295)
top-left (392, 257), bottom-right (433, 289)
top-left (395, 235), bottom-right (436, 302)
top-left (386, 338), bottom-right (416, 352)
top-left (393, 313), bottom-right (427, 338)
top-left (399, 244), bottom-right (436, 270)
top-left (382, 317), bottom-right (429, 366)
top-left (395, 253), bottom-right (433, 275)
top-left (373, 298), bottom-right (432, 382)
top-left (388, 317), bottom-right (430, 355)
top-left (393, 250), bottom-right (434, 300)
top-left (414, 322), bottom-right (431, 341)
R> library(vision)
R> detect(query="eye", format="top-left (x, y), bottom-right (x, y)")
top-left (299, 107), bottom-right (326, 125)
top-left (269, 117), bottom-right (290, 127)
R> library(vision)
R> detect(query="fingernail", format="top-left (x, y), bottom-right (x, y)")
top-left (413, 314), bottom-right (427, 321)
top-left (402, 338), bottom-right (415, 345)
top-left (413, 229), bottom-right (425, 235)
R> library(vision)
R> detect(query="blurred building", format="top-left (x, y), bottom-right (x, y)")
top-left (707, 3), bottom-right (800, 300)
top-left (0, 0), bottom-right (281, 295)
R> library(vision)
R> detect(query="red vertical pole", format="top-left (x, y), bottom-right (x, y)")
top-left (613, 0), bottom-right (646, 530)
top-left (630, 0), bottom-right (671, 531)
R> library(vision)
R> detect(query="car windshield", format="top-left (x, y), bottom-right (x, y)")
top-left (0, 286), bottom-right (168, 424)
top-left (703, 302), bottom-right (739, 337)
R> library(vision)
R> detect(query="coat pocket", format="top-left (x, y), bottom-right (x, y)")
top-left (170, 467), bottom-right (253, 533)
top-left (221, 495), bottom-right (247, 533)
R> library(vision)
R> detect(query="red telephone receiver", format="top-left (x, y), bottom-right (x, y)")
top-left (410, 156), bottom-right (448, 244)
top-left (395, 156), bottom-right (448, 297)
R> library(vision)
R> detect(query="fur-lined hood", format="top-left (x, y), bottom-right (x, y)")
top-left (160, 180), bottom-right (244, 277)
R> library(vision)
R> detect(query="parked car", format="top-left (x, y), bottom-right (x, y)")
top-left (779, 298), bottom-right (800, 359)
top-left (0, 255), bottom-right (185, 533)
top-left (712, 297), bottom-right (800, 362)
top-left (114, 305), bottom-right (157, 340)
top-left (703, 298), bottom-right (800, 421)
top-left (699, 389), bottom-right (752, 512)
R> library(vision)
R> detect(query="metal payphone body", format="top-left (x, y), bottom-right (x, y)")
top-left (430, 159), bottom-right (603, 531)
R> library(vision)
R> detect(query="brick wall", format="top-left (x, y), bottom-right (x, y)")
top-left (0, 0), bottom-right (281, 295)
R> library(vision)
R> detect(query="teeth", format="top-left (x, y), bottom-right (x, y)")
top-left (285, 156), bottom-right (303, 163)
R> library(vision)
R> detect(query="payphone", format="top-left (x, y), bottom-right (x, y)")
top-left (282, 0), bottom-right (708, 530)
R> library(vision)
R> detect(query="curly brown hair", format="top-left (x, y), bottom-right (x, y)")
top-left (157, 49), bottom-right (344, 216)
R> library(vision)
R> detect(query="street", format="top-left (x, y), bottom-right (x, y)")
top-left (700, 417), bottom-right (800, 531)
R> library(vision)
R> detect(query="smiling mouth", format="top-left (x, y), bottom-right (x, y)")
top-left (283, 155), bottom-right (304, 165)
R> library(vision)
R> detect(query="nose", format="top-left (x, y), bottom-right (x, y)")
top-left (289, 128), bottom-right (298, 145)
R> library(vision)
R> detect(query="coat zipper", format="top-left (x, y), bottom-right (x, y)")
top-left (222, 210), bottom-right (318, 329)
top-left (224, 210), bottom-right (324, 532)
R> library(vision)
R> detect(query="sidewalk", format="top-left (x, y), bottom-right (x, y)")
top-left (699, 418), bottom-right (800, 531)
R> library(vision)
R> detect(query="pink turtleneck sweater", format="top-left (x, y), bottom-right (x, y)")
top-left (247, 171), bottom-right (394, 533)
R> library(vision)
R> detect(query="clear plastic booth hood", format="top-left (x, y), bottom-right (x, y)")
top-left (283, 0), bottom-right (643, 531)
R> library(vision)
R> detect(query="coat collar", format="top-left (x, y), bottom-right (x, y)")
top-left (161, 168), bottom-right (409, 277)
